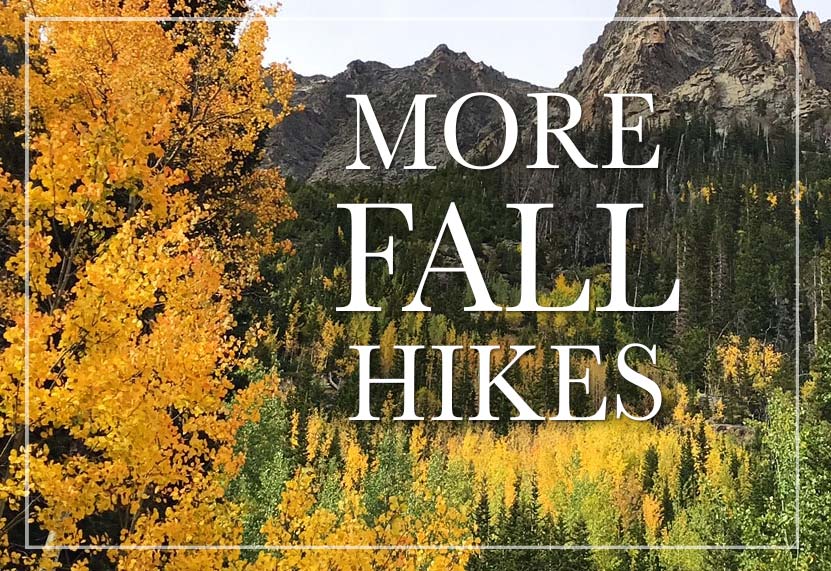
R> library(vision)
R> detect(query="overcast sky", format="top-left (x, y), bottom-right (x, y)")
top-left (264, 0), bottom-right (831, 87)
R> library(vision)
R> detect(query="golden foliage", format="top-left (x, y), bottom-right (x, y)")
top-left (0, 0), bottom-right (296, 567)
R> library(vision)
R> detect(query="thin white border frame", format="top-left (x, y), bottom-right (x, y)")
top-left (22, 14), bottom-right (801, 552)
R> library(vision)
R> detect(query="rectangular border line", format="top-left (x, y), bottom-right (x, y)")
top-left (23, 14), bottom-right (801, 551)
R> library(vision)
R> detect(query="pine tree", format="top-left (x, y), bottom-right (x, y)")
top-left (695, 422), bottom-right (710, 466)
top-left (470, 482), bottom-right (492, 571)
top-left (678, 435), bottom-right (698, 507)
top-left (661, 484), bottom-right (675, 528)
top-left (563, 515), bottom-right (594, 570)
top-left (642, 444), bottom-right (660, 492)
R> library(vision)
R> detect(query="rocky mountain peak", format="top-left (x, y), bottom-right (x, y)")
top-left (615, 0), bottom-right (769, 17)
top-left (345, 59), bottom-right (389, 72)
top-left (560, 0), bottom-right (831, 129)
top-left (802, 10), bottom-right (822, 32)
top-left (263, 44), bottom-right (542, 183)
top-left (415, 44), bottom-right (499, 84)
top-left (779, 0), bottom-right (797, 18)
top-left (424, 43), bottom-right (465, 61)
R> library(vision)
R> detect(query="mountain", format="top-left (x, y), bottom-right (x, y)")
top-left (265, 0), bottom-right (831, 183)
top-left (263, 45), bottom-right (542, 184)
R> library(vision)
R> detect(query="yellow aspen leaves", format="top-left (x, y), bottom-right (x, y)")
top-left (0, 0), bottom-right (296, 567)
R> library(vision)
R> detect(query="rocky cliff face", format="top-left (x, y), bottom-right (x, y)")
top-left (560, 0), bottom-right (831, 130)
top-left (265, 0), bottom-right (831, 183)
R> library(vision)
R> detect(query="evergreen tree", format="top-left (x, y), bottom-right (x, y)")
top-left (678, 436), bottom-right (698, 507)
top-left (469, 482), bottom-right (492, 571)
top-left (642, 444), bottom-right (659, 493)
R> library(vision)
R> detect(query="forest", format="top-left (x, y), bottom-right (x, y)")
top-left (1, 1), bottom-right (831, 570)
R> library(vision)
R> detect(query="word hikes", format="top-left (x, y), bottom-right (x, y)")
top-left (351, 344), bottom-right (661, 422)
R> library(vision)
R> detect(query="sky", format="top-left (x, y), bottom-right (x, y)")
top-left (264, 0), bottom-right (831, 87)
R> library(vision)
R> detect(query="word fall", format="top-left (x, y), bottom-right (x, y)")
top-left (336, 202), bottom-right (680, 313)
